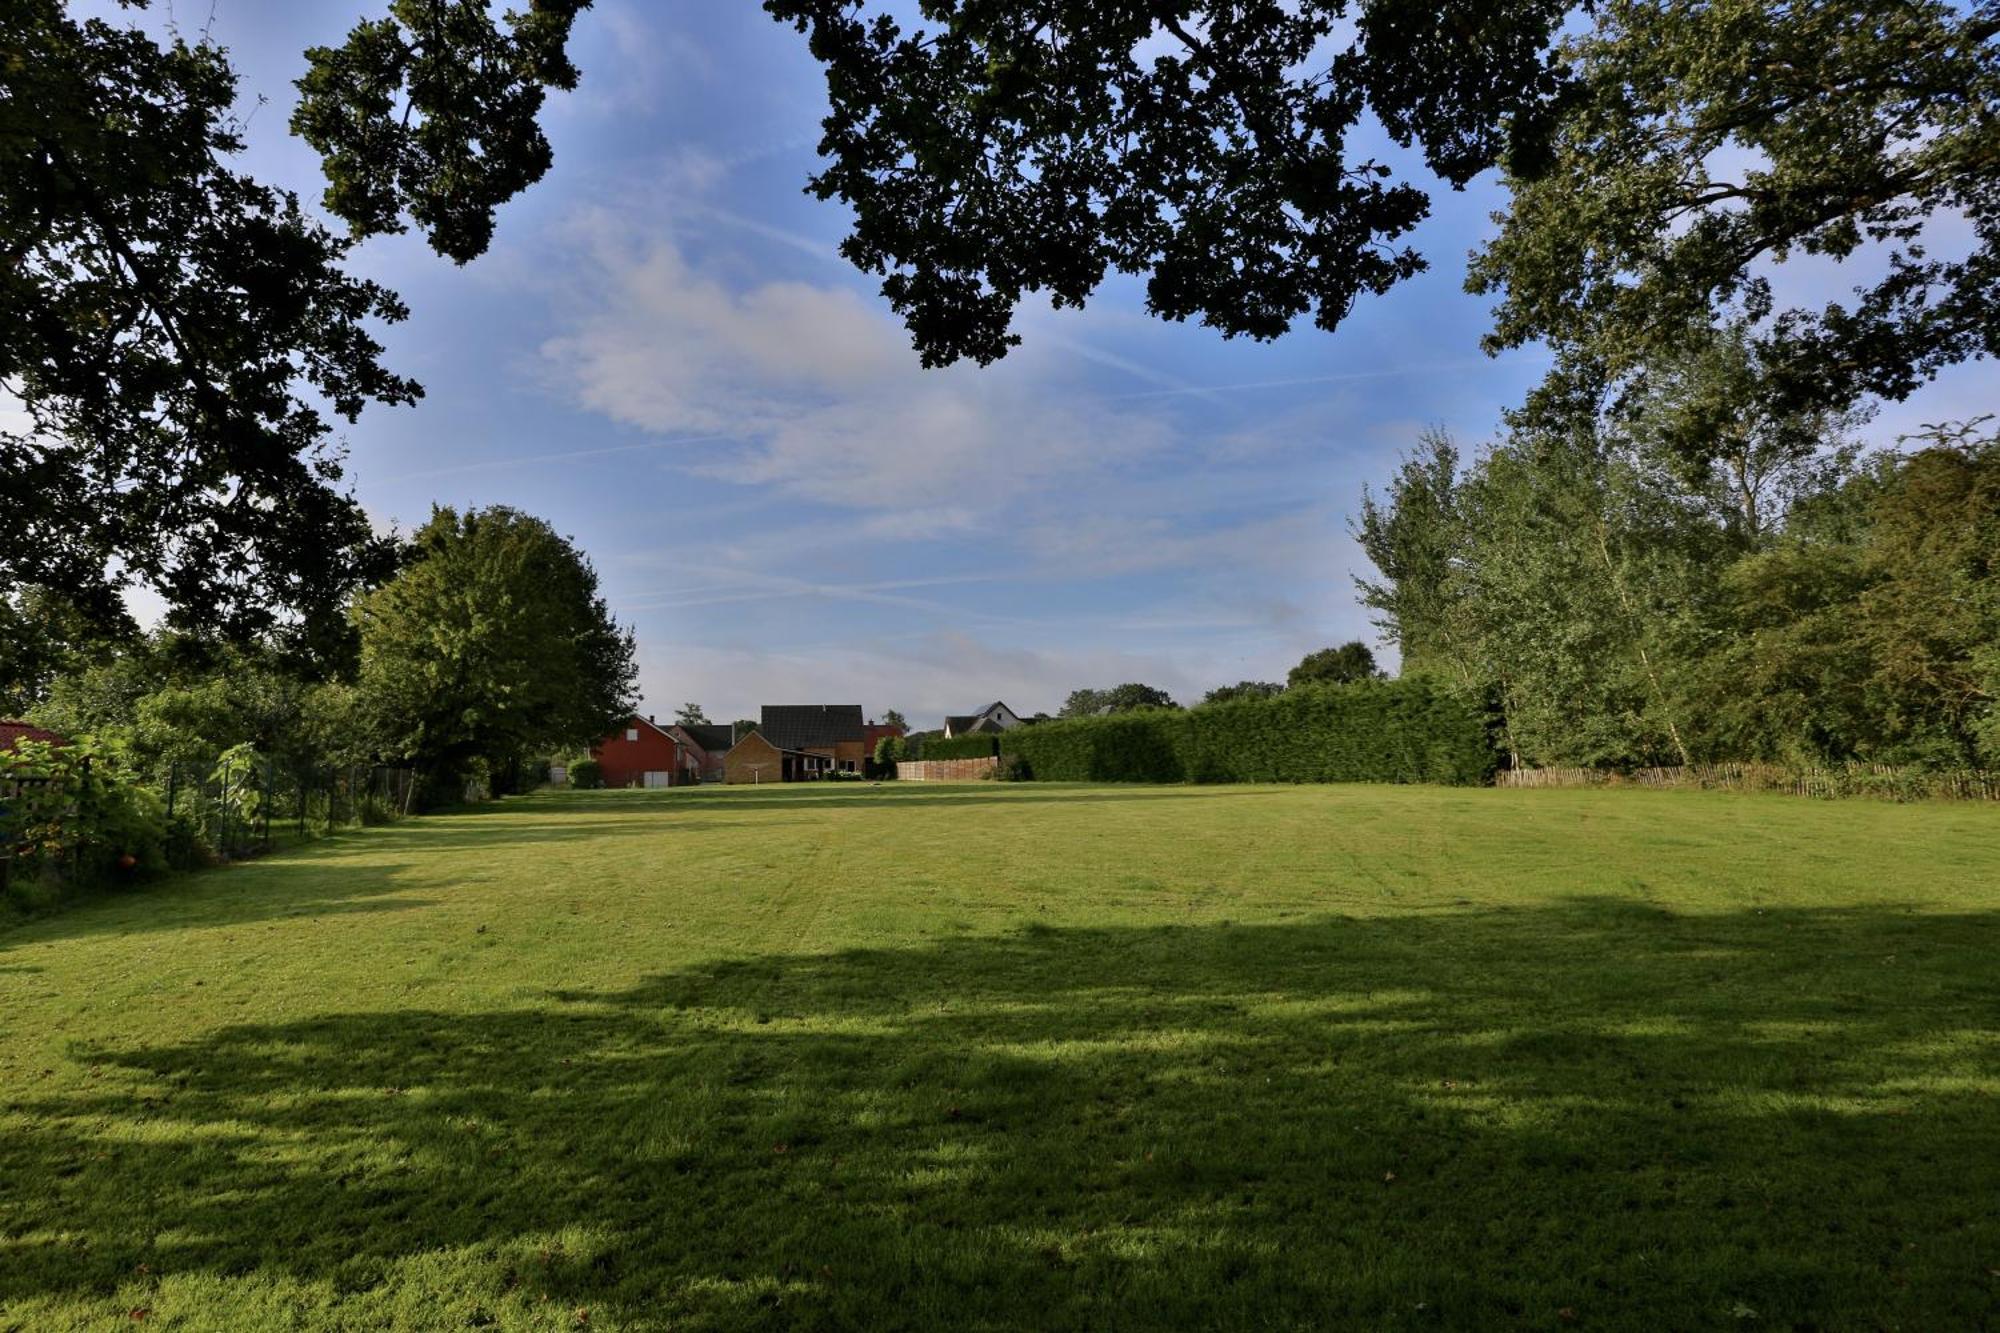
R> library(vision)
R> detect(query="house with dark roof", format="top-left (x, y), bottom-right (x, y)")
top-left (755, 704), bottom-right (871, 776)
top-left (942, 702), bottom-right (1023, 738)
top-left (590, 707), bottom-right (906, 787)
top-left (670, 723), bottom-right (737, 782)
top-left (719, 705), bottom-right (905, 783)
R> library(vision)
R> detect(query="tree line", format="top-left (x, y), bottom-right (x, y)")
top-left (1356, 346), bottom-right (1998, 770)
top-left (17, 506), bottom-right (636, 809)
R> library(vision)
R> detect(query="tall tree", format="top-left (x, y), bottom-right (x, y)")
top-left (881, 708), bottom-right (908, 732)
top-left (1851, 423), bottom-right (2000, 764)
top-left (1612, 325), bottom-right (1869, 544)
top-left (355, 507), bottom-right (636, 784)
top-left (2, 2), bottom-right (418, 638)
top-left (1288, 643), bottom-right (1383, 688)
top-left (1355, 431), bottom-right (1473, 681)
top-left (675, 703), bottom-right (710, 726)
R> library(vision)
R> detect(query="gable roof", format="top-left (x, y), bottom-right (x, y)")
top-left (614, 715), bottom-right (681, 744)
top-left (759, 704), bottom-right (864, 752)
top-left (0, 720), bottom-right (66, 752)
top-left (678, 723), bottom-right (736, 754)
top-left (944, 702), bottom-right (1018, 736)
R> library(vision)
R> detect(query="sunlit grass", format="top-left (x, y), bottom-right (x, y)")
top-left (2, 782), bottom-right (1997, 1328)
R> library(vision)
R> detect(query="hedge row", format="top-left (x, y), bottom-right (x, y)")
top-left (922, 733), bottom-right (1003, 760)
top-left (998, 679), bottom-right (1498, 785)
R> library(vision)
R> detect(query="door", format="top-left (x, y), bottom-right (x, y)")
top-left (644, 771), bottom-right (671, 788)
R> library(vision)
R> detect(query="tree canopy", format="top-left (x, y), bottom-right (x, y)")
top-left (1288, 643), bottom-right (1382, 688)
top-left (2, 2), bottom-right (416, 640)
top-left (1472, 0), bottom-right (2000, 414)
top-left (1061, 684), bottom-right (1180, 716)
top-left (354, 507), bottom-right (636, 781)
top-left (298, 0), bottom-right (1998, 404)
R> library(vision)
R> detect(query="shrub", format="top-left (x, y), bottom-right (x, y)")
top-left (996, 753), bottom-right (1033, 782)
top-left (999, 679), bottom-right (1498, 785)
top-left (2, 737), bottom-right (169, 906)
top-left (925, 733), bottom-right (1002, 760)
top-left (869, 735), bottom-right (907, 778)
top-left (567, 757), bottom-right (603, 789)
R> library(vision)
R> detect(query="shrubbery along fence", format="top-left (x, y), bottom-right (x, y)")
top-left (920, 734), bottom-right (1003, 761)
top-left (3, 736), bottom-right (415, 909)
top-left (998, 679), bottom-right (1499, 786)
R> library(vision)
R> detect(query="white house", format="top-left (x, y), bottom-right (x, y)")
top-left (942, 701), bottom-right (1023, 737)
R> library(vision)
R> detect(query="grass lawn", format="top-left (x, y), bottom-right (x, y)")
top-left (2, 782), bottom-right (1998, 1330)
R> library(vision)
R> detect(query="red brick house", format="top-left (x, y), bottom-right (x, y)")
top-left (591, 716), bottom-right (689, 788)
top-left (589, 709), bottom-right (907, 787)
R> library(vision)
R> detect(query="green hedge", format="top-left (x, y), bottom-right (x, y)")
top-left (998, 679), bottom-right (1498, 785)
top-left (923, 733), bottom-right (1002, 760)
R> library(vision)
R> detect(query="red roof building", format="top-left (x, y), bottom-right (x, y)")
top-left (861, 720), bottom-right (906, 756)
top-left (0, 721), bottom-right (67, 753)
top-left (590, 715), bottom-right (692, 788)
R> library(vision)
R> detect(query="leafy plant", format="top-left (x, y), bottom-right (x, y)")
top-left (1, 737), bottom-right (167, 897)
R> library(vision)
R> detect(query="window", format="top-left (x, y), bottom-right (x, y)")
top-left (625, 728), bottom-right (638, 742)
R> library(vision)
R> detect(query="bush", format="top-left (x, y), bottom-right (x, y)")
top-left (567, 757), bottom-right (603, 789)
top-left (999, 679), bottom-right (1498, 785)
top-left (995, 753), bottom-right (1033, 782)
top-left (925, 733), bottom-right (1002, 760)
top-left (2, 737), bottom-right (169, 907)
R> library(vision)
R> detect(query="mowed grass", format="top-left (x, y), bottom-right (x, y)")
top-left (2, 784), bottom-right (1998, 1330)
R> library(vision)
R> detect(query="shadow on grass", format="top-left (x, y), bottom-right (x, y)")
top-left (0, 787), bottom-right (1285, 948)
top-left (4, 901), bottom-right (1997, 1328)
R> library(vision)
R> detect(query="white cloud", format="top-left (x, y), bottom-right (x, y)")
top-left (540, 220), bottom-right (1175, 512)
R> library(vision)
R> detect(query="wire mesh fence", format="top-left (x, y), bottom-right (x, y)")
top-left (3, 749), bottom-right (419, 905)
top-left (153, 757), bottom-right (418, 863)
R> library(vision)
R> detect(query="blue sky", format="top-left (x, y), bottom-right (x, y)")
top-left (128, 2), bottom-right (1991, 727)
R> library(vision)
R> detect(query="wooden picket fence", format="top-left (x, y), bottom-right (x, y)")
top-left (1496, 762), bottom-right (2000, 801)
